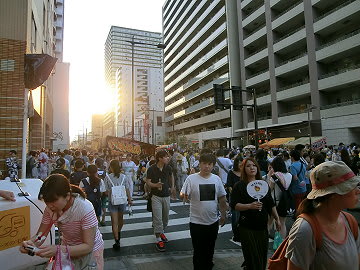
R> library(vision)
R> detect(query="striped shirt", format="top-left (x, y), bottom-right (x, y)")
top-left (42, 195), bottom-right (104, 251)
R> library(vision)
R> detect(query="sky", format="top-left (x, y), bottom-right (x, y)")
top-left (63, 0), bottom-right (165, 141)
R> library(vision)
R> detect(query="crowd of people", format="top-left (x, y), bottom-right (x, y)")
top-left (1, 141), bottom-right (360, 270)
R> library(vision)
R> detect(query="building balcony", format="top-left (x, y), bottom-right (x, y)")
top-left (273, 26), bottom-right (306, 53)
top-left (165, 55), bottom-right (228, 99)
top-left (243, 25), bottom-right (267, 47)
top-left (275, 53), bottom-right (308, 76)
top-left (316, 30), bottom-right (360, 62)
top-left (246, 92), bottom-right (271, 106)
top-left (164, 1), bottom-right (224, 65)
top-left (163, 0), bottom-right (191, 37)
top-left (247, 118), bottom-right (273, 129)
top-left (245, 47), bottom-right (268, 67)
top-left (173, 109), bottom-right (230, 131)
top-left (165, 75), bottom-right (229, 111)
top-left (314, 0), bottom-right (360, 34)
top-left (318, 66), bottom-right (360, 91)
top-left (243, 5), bottom-right (265, 28)
top-left (272, 1), bottom-right (304, 30)
top-left (278, 111), bottom-right (307, 125)
top-left (277, 82), bottom-right (310, 102)
top-left (165, 34), bottom-right (227, 85)
top-left (246, 70), bottom-right (270, 87)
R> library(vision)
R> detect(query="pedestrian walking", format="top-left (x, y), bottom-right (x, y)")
top-left (145, 150), bottom-right (176, 252)
top-left (122, 154), bottom-right (137, 197)
top-left (103, 160), bottom-right (132, 250)
top-left (180, 150), bottom-right (228, 270)
top-left (230, 157), bottom-right (281, 270)
top-left (79, 164), bottom-right (106, 222)
top-left (289, 150), bottom-right (307, 210)
top-left (286, 161), bottom-right (360, 270)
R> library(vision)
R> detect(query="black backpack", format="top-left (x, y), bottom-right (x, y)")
top-left (272, 174), bottom-right (295, 217)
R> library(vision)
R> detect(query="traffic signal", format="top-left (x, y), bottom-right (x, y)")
top-left (232, 86), bottom-right (242, 110)
top-left (213, 84), bottom-right (225, 110)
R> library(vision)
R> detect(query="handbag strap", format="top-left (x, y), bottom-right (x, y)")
top-left (216, 158), bottom-right (229, 174)
top-left (272, 174), bottom-right (286, 192)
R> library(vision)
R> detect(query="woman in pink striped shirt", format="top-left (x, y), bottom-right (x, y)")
top-left (19, 174), bottom-right (104, 270)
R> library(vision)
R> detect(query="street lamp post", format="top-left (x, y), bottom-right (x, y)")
top-left (124, 37), bottom-right (166, 141)
top-left (307, 104), bottom-right (317, 149)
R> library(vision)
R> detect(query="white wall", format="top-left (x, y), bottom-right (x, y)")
top-left (52, 62), bottom-right (70, 150)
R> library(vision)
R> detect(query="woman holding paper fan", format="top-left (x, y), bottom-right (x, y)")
top-left (103, 160), bottom-right (132, 250)
top-left (230, 157), bottom-right (281, 270)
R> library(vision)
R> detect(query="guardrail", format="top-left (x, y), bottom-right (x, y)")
top-left (314, 0), bottom-right (356, 22)
top-left (321, 99), bottom-right (360, 109)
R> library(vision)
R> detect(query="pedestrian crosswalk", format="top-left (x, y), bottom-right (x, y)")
top-left (100, 195), bottom-right (235, 256)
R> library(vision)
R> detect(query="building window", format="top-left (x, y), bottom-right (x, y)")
top-left (157, 116), bottom-right (162, 127)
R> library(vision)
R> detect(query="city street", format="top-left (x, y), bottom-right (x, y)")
top-left (101, 194), bottom-right (360, 269)
top-left (101, 195), bottom-right (243, 269)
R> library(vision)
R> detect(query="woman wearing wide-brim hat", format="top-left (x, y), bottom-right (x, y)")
top-left (286, 161), bottom-right (360, 270)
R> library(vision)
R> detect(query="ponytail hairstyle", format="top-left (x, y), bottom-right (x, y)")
top-left (38, 174), bottom-right (86, 202)
top-left (87, 164), bottom-right (101, 188)
top-left (296, 194), bottom-right (333, 216)
top-left (109, 159), bottom-right (121, 178)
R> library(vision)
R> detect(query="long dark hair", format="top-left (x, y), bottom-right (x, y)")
top-left (240, 157), bottom-right (261, 182)
top-left (110, 159), bottom-right (122, 178)
top-left (38, 174), bottom-right (86, 202)
top-left (87, 164), bottom-right (101, 188)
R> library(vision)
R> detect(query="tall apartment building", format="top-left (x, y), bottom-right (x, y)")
top-left (0, 0), bottom-right (58, 172)
top-left (105, 26), bottom-right (165, 144)
top-left (163, 0), bottom-right (360, 147)
top-left (52, 0), bottom-right (70, 151)
top-left (163, 0), bottom-right (233, 149)
top-left (235, 0), bottom-right (360, 145)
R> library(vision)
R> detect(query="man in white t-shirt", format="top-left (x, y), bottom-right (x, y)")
top-left (215, 149), bottom-right (232, 185)
top-left (122, 154), bottom-right (137, 196)
top-left (180, 149), bottom-right (228, 270)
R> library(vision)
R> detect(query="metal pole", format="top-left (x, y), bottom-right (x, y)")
top-left (253, 88), bottom-right (259, 149)
top-left (131, 36), bottom-right (135, 140)
top-left (152, 110), bottom-right (155, 145)
top-left (21, 88), bottom-right (29, 179)
top-left (308, 106), bottom-right (312, 149)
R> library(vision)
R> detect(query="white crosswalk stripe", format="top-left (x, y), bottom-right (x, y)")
top-left (101, 197), bottom-right (232, 252)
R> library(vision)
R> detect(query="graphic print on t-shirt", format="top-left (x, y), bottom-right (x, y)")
top-left (199, 184), bottom-right (215, 201)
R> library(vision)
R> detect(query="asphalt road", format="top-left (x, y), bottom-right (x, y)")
top-left (101, 195), bottom-right (240, 259)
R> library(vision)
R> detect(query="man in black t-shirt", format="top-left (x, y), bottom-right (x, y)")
top-left (145, 150), bottom-right (176, 252)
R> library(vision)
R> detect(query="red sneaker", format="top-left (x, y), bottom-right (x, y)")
top-left (156, 240), bottom-right (165, 252)
top-left (160, 233), bottom-right (168, 243)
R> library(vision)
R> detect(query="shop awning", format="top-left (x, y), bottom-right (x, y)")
top-left (284, 137), bottom-right (327, 149)
top-left (259, 137), bottom-right (295, 149)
